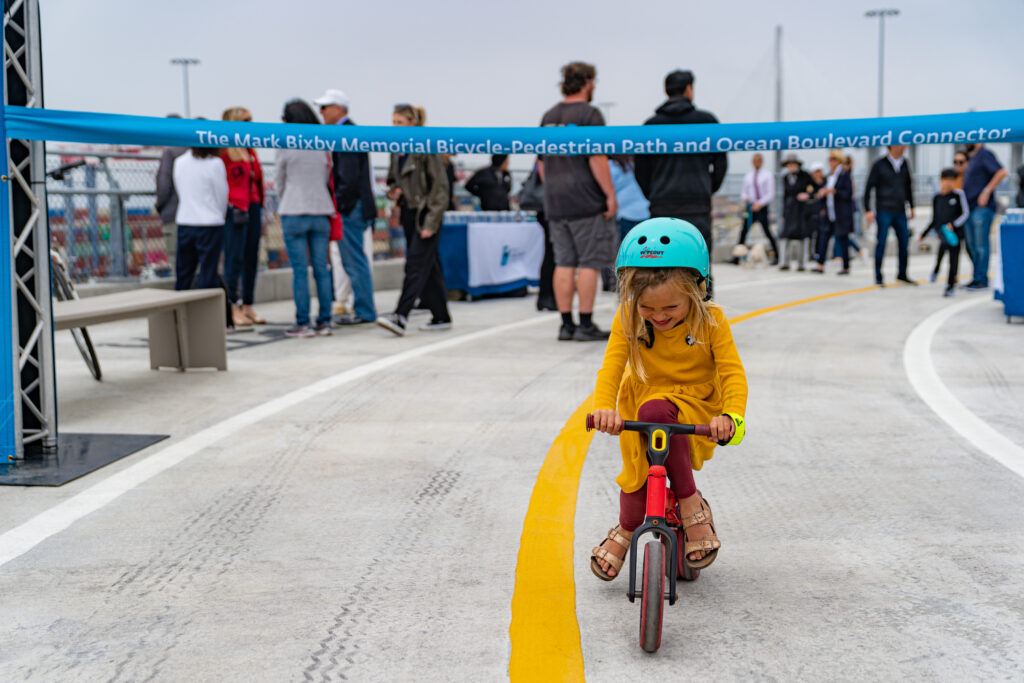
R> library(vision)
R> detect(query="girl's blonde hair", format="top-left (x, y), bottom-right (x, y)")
top-left (617, 266), bottom-right (717, 383)
top-left (222, 107), bottom-right (253, 162)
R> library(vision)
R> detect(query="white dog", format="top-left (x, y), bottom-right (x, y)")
top-left (747, 243), bottom-right (769, 268)
top-left (732, 243), bottom-right (770, 269)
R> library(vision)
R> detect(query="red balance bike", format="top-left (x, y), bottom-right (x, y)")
top-left (586, 413), bottom-right (725, 653)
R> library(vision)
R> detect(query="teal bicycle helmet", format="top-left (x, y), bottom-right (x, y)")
top-left (615, 217), bottom-right (709, 278)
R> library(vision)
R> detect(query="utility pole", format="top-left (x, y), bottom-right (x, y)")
top-left (774, 25), bottom-right (782, 173)
top-left (170, 58), bottom-right (200, 118)
top-left (597, 101), bottom-right (616, 124)
top-left (865, 9), bottom-right (899, 165)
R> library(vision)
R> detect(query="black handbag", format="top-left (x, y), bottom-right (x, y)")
top-left (230, 206), bottom-right (248, 226)
top-left (517, 169), bottom-right (544, 212)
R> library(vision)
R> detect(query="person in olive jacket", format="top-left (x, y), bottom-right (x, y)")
top-left (377, 104), bottom-right (452, 336)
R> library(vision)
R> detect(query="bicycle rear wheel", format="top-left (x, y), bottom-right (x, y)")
top-left (639, 539), bottom-right (665, 653)
top-left (52, 261), bottom-right (102, 381)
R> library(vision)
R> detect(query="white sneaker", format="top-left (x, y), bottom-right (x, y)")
top-left (376, 313), bottom-right (407, 336)
top-left (419, 320), bottom-right (452, 332)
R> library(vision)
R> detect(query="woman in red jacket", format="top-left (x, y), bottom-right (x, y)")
top-left (221, 106), bottom-right (266, 327)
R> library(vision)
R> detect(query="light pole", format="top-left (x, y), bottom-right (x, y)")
top-left (597, 101), bottom-right (616, 123)
top-left (170, 58), bottom-right (200, 118)
top-left (865, 9), bottom-right (898, 164)
top-left (864, 9), bottom-right (898, 118)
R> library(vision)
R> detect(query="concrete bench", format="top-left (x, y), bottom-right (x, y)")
top-left (53, 288), bottom-right (227, 371)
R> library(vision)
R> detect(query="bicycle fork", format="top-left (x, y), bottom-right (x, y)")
top-left (626, 428), bottom-right (679, 606)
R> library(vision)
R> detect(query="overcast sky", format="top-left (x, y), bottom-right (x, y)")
top-left (39, 0), bottom-right (1024, 172)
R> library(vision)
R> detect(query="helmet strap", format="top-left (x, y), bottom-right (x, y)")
top-left (642, 320), bottom-right (655, 349)
top-left (697, 275), bottom-right (712, 302)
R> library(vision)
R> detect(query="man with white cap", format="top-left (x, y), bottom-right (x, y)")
top-left (314, 88), bottom-right (378, 324)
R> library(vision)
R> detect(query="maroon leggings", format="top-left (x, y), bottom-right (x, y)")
top-left (618, 399), bottom-right (697, 532)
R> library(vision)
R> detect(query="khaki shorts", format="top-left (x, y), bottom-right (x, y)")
top-left (549, 214), bottom-right (617, 270)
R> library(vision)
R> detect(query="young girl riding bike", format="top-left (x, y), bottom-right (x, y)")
top-left (589, 217), bottom-right (748, 580)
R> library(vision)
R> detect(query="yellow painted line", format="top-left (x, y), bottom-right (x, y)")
top-left (728, 280), bottom-right (910, 324)
top-left (509, 397), bottom-right (594, 682)
top-left (508, 281), bottom-right (898, 680)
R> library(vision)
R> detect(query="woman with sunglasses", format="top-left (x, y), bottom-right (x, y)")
top-left (377, 104), bottom-right (452, 336)
top-left (221, 106), bottom-right (266, 328)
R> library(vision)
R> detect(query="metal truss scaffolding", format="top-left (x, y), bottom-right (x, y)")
top-left (4, 0), bottom-right (55, 458)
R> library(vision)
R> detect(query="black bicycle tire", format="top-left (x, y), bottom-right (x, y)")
top-left (639, 540), bottom-right (665, 653)
top-left (51, 259), bottom-right (72, 302)
top-left (69, 326), bottom-right (102, 381)
top-left (52, 260), bottom-right (102, 381)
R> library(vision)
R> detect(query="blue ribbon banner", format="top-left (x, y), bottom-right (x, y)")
top-left (5, 105), bottom-right (1024, 154)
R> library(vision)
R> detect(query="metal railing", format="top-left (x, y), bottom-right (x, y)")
top-left (45, 150), bottom-right (411, 282)
top-left (46, 148), bottom-right (1019, 283)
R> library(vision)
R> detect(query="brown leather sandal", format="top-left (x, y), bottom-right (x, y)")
top-left (682, 497), bottom-right (721, 569)
top-left (590, 526), bottom-right (633, 581)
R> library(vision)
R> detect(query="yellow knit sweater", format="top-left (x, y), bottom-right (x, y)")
top-left (593, 305), bottom-right (748, 493)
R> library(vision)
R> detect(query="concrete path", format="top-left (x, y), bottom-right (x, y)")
top-left (1, 257), bottom-right (1022, 681)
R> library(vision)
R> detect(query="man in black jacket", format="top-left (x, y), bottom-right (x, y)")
top-left (465, 155), bottom-right (511, 210)
top-left (316, 88), bottom-right (378, 323)
top-left (863, 144), bottom-right (916, 287)
top-left (634, 70), bottom-right (727, 252)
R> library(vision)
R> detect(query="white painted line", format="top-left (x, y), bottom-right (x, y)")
top-left (0, 272), bottom-right (804, 568)
top-left (904, 297), bottom-right (1024, 479)
top-left (0, 314), bottom-right (561, 568)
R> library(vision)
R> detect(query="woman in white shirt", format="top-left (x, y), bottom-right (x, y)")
top-left (173, 147), bottom-right (228, 290)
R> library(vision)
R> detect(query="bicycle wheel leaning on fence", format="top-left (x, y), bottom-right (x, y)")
top-left (50, 250), bottom-right (102, 381)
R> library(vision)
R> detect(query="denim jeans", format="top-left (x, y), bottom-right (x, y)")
top-left (175, 225), bottom-right (222, 290)
top-left (282, 215), bottom-right (333, 326)
top-left (223, 203), bottom-right (262, 305)
top-left (966, 206), bottom-right (995, 287)
top-left (874, 210), bottom-right (909, 281)
top-left (339, 200), bottom-right (377, 321)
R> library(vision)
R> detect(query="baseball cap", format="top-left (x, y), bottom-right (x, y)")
top-left (313, 89), bottom-right (350, 109)
top-left (809, 162), bottom-right (825, 173)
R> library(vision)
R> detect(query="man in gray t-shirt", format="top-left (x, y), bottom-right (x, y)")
top-left (537, 61), bottom-right (618, 342)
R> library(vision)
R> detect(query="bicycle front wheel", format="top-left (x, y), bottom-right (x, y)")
top-left (639, 539), bottom-right (665, 653)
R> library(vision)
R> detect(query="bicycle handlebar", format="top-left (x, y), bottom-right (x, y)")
top-left (585, 413), bottom-right (711, 437)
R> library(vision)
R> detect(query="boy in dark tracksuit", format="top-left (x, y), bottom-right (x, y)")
top-left (918, 168), bottom-right (969, 297)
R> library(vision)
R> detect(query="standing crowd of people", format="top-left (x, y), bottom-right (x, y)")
top-left (736, 140), bottom-right (1011, 294)
top-left (155, 63), bottom-right (1016, 343)
top-left (529, 63), bottom-right (726, 342)
top-left (155, 93), bottom-right (380, 338)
